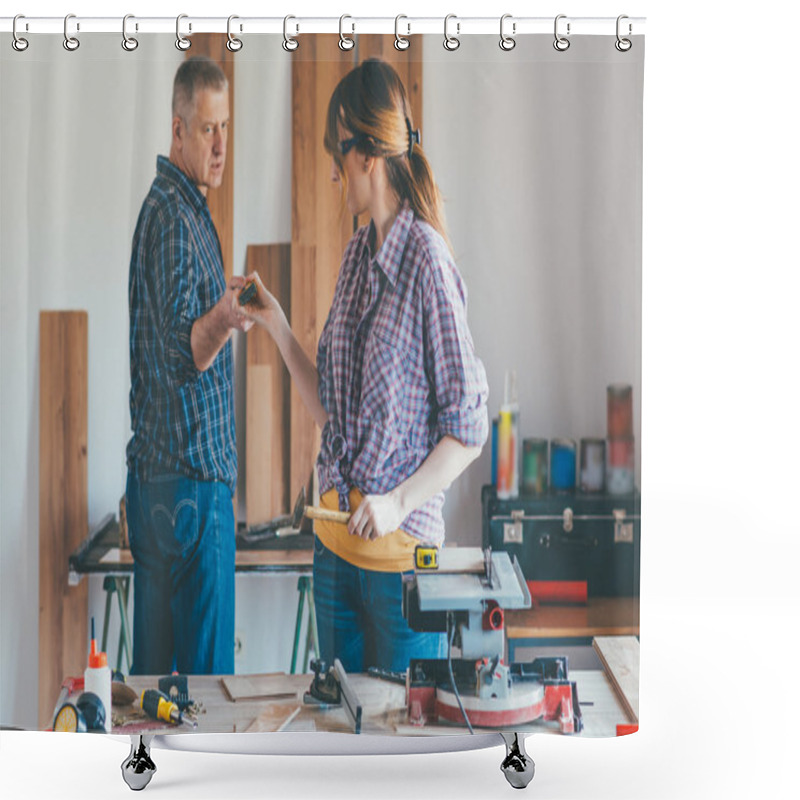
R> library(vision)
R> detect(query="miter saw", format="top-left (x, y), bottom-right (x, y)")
top-left (402, 547), bottom-right (583, 734)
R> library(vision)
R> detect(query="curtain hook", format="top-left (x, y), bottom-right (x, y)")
top-left (500, 14), bottom-right (516, 51)
top-left (553, 14), bottom-right (570, 52)
top-left (12, 15), bottom-right (29, 52)
top-left (227, 15), bottom-right (243, 51)
top-left (283, 16), bottom-right (299, 52)
top-left (63, 13), bottom-right (80, 52)
top-left (122, 14), bottom-right (139, 52)
top-left (394, 15), bottom-right (410, 51)
top-left (443, 14), bottom-right (460, 51)
top-left (339, 15), bottom-right (355, 51)
top-left (175, 14), bottom-right (191, 51)
top-left (615, 15), bottom-right (632, 52)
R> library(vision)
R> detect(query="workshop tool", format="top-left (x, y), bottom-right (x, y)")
top-left (52, 691), bottom-right (106, 733)
top-left (288, 485), bottom-right (351, 527)
top-left (415, 545), bottom-right (439, 570)
top-left (403, 547), bottom-right (583, 734)
top-left (304, 658), bottom-right (363, 734)
top-left (238, 279), bottom-right (258, 306)
top-left (158, 674), bottom-right (192, 711)
top-left (139, 689), bottom-right (197, 728)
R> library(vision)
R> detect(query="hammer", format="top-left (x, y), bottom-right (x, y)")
top-left (290, 485), bottom-right (351, 528)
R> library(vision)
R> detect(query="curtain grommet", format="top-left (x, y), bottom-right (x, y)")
top-left (500, 14), bottom-right (516, 51)
top-left (553, 14), bottom-right (571, 52)
top-left (175, 14), bottom-right (191, 51)
top-left (615, 15), bottom-right (632, 52)
top-left (444, 14), bottom-right (460, 51)
top-left (394, 15), bottom-right (410, 51)
top-left (122, 15), bottom-right (138, 52)
top-left (338, 15), bottom-right (355, 51)
top-left (283, 15), bottom-right (299, 52)
top-left (226, 15), bottom-right (243, 52)
top-left (12, 15), bottom-right (29, 52)
top-left (63, 14), bottom-right (80, 52)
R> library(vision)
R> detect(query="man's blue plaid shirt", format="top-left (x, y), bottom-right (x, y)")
top-left (126, 156), bottom-right (236, 492)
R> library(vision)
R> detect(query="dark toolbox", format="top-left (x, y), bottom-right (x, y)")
top-left (481, 485), bottom-right (640, 597)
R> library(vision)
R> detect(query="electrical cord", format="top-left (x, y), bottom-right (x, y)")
top-left (446, 611), bottom-right (473, 735)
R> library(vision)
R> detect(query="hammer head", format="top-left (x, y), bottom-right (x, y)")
top-left (290, 485), bottom-right (307, 529)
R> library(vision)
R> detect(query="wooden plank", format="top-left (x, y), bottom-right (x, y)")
top-left (186, 34), bottom-right (235, 282)
top-left (221, 673), bottom-right (299, 702)
top-left (39, 311), bottom-right (89, 729)
top-left (245, 244), bottom-right (292, 524)
top-left (356, 36), bottom-right (423, 230)
top-left (291, 37), bottom-right (354, 503)
top-left (244, 703), bottom-right (302, 733)
top-left (288, 244), bottom-right (319, 501)
top-left (592, 635), bottom-right (640, 723)
top-left (99, 547), bottom-right (313, 569)
top-left (506, 597), bottom-right (640, 641)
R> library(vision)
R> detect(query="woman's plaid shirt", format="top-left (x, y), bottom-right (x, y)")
top-left (316, 203), bottom-right (489, 545)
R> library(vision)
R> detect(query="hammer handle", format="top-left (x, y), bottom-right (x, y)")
top-left (305, 506), bottom-right (351, 524)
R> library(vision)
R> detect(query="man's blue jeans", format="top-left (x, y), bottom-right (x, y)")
top-left (313, 536), bottom-right (446, 673)
top-left (126, 472), bottom-right (235, 675)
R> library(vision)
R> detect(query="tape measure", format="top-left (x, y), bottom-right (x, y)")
top-left (415, 545), bottom-right (439, 570)
top-left (53, 702), bottom-right (87, 733)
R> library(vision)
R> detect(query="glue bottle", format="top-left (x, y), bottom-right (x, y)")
top-left (84, 617), bottom-right (111, 733)
top-left (497, 370), bottom-right (520, 500)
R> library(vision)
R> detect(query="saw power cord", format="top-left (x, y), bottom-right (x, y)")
top-left (446, 611), bottom-right (474, 735)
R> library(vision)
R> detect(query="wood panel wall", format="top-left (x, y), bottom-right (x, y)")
top-left (291, 37), bottom-right (354, 502)
top-left (245, 245), bottom-right (292, 525)
top-left (39, 311), bottom-right (89, 729)
top-left (186, 34), bottom-right (235, 282)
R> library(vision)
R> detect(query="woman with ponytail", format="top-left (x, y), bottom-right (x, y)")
top-left (241, 59), bottom-right (488, 673)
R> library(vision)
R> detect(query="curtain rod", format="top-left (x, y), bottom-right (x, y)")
top-left (1, 16), bottom-right (646, 37)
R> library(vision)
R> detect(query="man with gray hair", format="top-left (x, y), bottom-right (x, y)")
top-left (126, 56), bottom-right (250, 675)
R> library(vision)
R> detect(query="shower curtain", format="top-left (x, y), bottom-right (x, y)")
top-left (0, 21), bottom-right (643, 751)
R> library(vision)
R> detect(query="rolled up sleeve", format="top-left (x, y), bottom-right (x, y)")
top-left (421, 252), bottom-right (489, 448)
top-left (151, 213), bottom-right (200, 385)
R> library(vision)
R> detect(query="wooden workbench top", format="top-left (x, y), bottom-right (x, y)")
top-left (108, 669), bottom-right (628, 739)
top-left (505, 597), bottom-right (640, 640)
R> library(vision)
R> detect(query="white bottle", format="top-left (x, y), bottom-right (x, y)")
top-left (84, 618), bottom-right (112, 733)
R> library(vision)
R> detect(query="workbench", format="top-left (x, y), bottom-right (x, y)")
top-left (504, 597), bottom-right (639, 662)
top-left (68, 668), bottom-right (632, 738)
top-left (67, 515), bottom-right (315, 674)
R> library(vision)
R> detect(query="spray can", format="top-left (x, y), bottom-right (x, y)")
top-left (497, 370), bottom-right (520, 500)
top-left (84, 618), bottom-right (111, 733)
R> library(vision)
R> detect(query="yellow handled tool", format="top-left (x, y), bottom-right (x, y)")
top-left (140, 689), bottom-right (196, 727)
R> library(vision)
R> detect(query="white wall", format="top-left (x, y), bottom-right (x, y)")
top-left (1, 34), bottom-right (641, 729)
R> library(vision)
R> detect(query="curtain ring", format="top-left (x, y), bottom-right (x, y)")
top-left (615, 15), bottom-right (632, 52)
top-left (553, 14), bottom-right (570, 52)
top-left (499, 14), bottom-right (516, 51)
top-left (339, 15), bottom-right (355, 51)
top-left (227, 15), bottom-right (243, 51)
top-left (443, 14), bottom-right (460, 51)
top-left (12, 15), bottom-right (29, 52)
top-left (394, 15), bottom-right (410, 51)
top-left (283, 15), bottom-right (298, 51)
top-left (175, 14), bottom-right (191, 51)
top-left (63, 14), bottom-right (80, 51)
top-left (122, 14), bottom-right (139, 51)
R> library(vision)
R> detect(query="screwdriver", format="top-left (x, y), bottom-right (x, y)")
top-left (139, 689), bottom-right (197, 728)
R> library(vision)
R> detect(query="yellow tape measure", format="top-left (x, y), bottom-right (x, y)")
top-left (53, 702), bottom-right (86, 733)
top-left (415, 545), bottom-right (439, 570)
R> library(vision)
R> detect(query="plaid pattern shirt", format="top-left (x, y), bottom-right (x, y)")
top-left (126, 156), bottom-right (236, 492)
top-left (316, 203), bottom-right (489, 545)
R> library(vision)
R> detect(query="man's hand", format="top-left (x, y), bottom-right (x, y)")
top-left (348, 492), bottom-right (406, 541)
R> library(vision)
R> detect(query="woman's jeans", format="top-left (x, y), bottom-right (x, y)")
top-left (126, 472), bottom-right (235, 675)
top-left (313, 536), bottom-right (446, 673)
